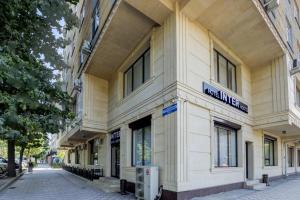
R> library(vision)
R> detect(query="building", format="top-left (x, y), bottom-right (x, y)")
top-left (57, 0), bottom-right (300, 199)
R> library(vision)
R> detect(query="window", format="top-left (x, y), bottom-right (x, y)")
top-left (124, 49), bottom-right (150, 97)
top-left (130, 116), bottom-right (151, 166)
top-left (89, 139), bottom-right (99, 165)
top-left (288, 147), bottom-right (294, 167)
top-left (298, 149), bottom-right (300, 166)
top-left (295, 1), bottom-right (300, 24)
top-left (214, 49), bottom-right (237, 92)
top-left (214, 124), bottom-right (237, 167)
top-left (287, 19), bottom-right (293, 48)
top-left (92, 0), bottom-right (100, 39)
top-left (68, 150), bottom-right (71, 163)
top-left (79, 1), bottom-right (86, 30)
top-left (296, 86), bottom-right (300, 106)
top-left (264, 136), bottom-right (276, 166)
top-left (75, 148), bottom-right (80, 164)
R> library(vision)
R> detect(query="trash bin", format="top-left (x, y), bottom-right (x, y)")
top-left (120, 179), bottom-right (127, 195)
top-left (262, 174), bottom-right (270, 186)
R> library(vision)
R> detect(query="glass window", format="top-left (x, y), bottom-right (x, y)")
top-left (75, 148), bottom-right (80, 164)
top-left (287, 19), bottom-right (293, 47)
top-left (264, 137), bottom-right (276, 166)
top-left (214, 50), bottom-right (237, 92)
top-left (124, 68), bottom-right (133, 96)
top-left (132, 125), bottom-right (151, 166)
top-left (68, 150), bottom-right (71, 163)
top-left (89, 139), bottom-right (99, 165)
top-left (133, 58), bottom-right (143, 90)
top-left (214, 124), bottom-right (237, 167)
top-left (298, 149), bottom-right (300, 167)
top-left (296, 87), bottom-right (300, 106)
top-left (124, 48), bottom-right (150, 97)
top-left (288, 147), bottom-right (294, 167)
top-left (92, 1), bottom-right (100, 39)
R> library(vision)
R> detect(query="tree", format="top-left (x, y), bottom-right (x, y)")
top-left (0, 0), bottom-right (78, 176)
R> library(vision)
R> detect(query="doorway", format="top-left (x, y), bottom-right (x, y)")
top-left (111, 143), bottom-right (120, 178)
top-left (245, 141), bottom-right (254, 180)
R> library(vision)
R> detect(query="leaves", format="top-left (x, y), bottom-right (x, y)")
top-left (0, 0), bottom-right (77, 149)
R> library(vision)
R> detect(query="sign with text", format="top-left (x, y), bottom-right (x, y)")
top-left (111, 129), bottom-right (120, 144)
top-left (162, 103), bottom-right (177, 117)
top-left (203, 82), bottom-right (248, 114)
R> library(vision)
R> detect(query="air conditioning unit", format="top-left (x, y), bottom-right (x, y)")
top-left (73, 79), bottom-right (82, 92)
top-left (263, 0), bottom-right (280, 12)
top-left (290, 59), bottom-right (300, 75)
top-left (81, 40), bottom-right (91, 55)
top-left (135, 166), bottom-right (159, 200)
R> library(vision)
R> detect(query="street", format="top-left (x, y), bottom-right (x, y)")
top-left (0, 165), bottom-right (134, 200)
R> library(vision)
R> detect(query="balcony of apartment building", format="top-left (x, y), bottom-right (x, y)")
top-left (180, 0), bottom-right (285, 69)
top-left (77, 0), bottom-right (173, 80)
top-left (58, 73), bottom-right (108, 148)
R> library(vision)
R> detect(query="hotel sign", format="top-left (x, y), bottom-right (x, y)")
top-left (203, 82), bottom-right (248, 114)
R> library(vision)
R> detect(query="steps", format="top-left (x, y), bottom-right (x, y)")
top-left (244, 180), bottom-right (267, 191)
top-left (90, 177), bottom-right (120, 193)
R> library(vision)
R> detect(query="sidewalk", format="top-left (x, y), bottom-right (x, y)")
top-left (0, 170), bottom-right (25, 192)
top-left (192, 175), bottom-right (300, 200)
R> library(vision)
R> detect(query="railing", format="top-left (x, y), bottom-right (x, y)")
top-left (62, 164), bottom-right (104, 181)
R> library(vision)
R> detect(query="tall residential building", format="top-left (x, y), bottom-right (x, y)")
top-left (57, 0), bottom-right (300, 199)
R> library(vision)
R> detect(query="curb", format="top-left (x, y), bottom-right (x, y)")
top-left (0, 170), bottom-right (26, 192)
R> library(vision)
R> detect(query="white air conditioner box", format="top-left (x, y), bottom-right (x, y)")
top-left (135, 166), bottom-right (159, 200)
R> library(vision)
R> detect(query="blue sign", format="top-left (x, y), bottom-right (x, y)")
top-left (111, 129), bottom-right (120, 144)
top-left (162, 103), bottom-right (177, 117)
top-left (203, 82), bottom-right (248, 113)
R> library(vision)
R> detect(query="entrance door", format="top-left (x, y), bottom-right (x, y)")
top-left (245, 142), bottom-right (254, 180)
top-left (111, 144), bottom-right (120, 178)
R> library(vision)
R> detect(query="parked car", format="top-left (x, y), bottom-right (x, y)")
top-left (0, 157), bottom-right (7, 173)
top-left (0, 157), bottom-right (19, 169)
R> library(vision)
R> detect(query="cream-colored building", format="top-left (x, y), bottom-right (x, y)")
top-left (57, 0), bottom-right (300, 199)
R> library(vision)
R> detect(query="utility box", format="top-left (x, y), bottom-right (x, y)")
top-left (135, 166), bottom-right (159, 200)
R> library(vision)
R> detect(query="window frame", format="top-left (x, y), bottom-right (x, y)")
top-left (79, 0), bottom-right (86, 32)
top-left (75, 148), bottom-right (80, 164)
top-left (214, 124), bottom-right (238, 168)
top-left (214, 49), bottom-right (237, 93)
top-left (287, 18), bottom-right (293, 50)
top-left (123, 48), bottom-right (151, 97)
top-left (89, 139), bottom-right (98, 165)
top-left (264, 136), bottom-right (276, 166)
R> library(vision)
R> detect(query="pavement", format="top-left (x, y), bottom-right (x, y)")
top-left (192, 175), bottom-right (300, 200)
top-left (0, 164), bottom-right (134, 200)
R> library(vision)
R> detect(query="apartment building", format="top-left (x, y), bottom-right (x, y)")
top-left (57, 0), bottom-right (300, 199)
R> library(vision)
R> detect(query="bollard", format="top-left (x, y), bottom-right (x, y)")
top-left (262, 174), bottom-right (270, 186)
top-left (120, 179), bottom-right (127, 195)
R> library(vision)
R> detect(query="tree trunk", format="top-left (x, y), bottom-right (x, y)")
top-left (7, 140), bottom-right (16, 177)
top-left (18, 145), bottom-right (25, 173)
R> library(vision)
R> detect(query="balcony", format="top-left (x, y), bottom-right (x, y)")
top-left (180, 0), bottom-right (284, 68)
top-left (58, 74), bottom-right (108, 148)
top-left (83, 0), bottom-right (172, 79)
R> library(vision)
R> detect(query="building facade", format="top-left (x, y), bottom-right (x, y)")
top-left (57, 0), bottom-right (300, 199)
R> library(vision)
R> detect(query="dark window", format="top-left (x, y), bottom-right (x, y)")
top-left (124, 49), bottom-right (150, 97)
top-left (130, 116), bottom-right (151, 166)
top-left (264, 136), bottom-right (276, 166)
top-left (89, 139), bottom-right (99, 165)
top-left (68, 150), bottom-right (71, 163)
top-left (296, 87), bottom-right (300, 106)
top-left (298, 149), bottom-right (300, 167)
top-left (287, 19), bottom-right (293, 48)
top-left (75, 148), bottom-right (80, 164)
top-left (92, 1), bottom-right (100, 39)
top-left (79, 1), bottom-right (86, 31)
top-left (214, 124), bottom-right (237, 167)
top-left (288, 147), bottom-right (294, 167)
top-left (214, 49), bottom-right (237, 92)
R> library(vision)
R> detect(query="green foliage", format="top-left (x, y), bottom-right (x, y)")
top-left (0, 0), bottom-right (77, 158)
